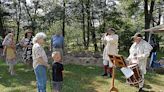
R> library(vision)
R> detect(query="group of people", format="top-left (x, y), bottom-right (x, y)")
top-left (101, 28), bottom-right (153, 92)
top-left (2, 29), bottom-right (64, 92)
top-left (1, 27), bottom-right (153, 92)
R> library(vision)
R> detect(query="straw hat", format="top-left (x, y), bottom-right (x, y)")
top-left (25, 29), bottom-right (33, 34)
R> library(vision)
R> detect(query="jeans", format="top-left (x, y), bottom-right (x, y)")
top-left (34, 65), bottom-right (47, 92)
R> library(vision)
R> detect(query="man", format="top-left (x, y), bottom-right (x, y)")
top-left (127, 33), bottom-right (152, 92)
top-left (50, 31), bottom-right (64, 59)
top-left (101, 28), bottom-right (119, 77)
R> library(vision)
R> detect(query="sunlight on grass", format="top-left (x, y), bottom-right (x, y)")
top-left (0, 59), bottom-right (164, 92)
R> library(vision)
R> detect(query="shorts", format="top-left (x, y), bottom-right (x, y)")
top-left (53, 81), bottom-right (62, 92)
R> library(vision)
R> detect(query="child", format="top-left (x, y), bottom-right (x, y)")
top-left (52, 51), bottom-right (64, 92)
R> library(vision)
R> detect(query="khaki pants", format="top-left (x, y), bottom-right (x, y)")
top-left (139, 71), bottom-right (144, 88)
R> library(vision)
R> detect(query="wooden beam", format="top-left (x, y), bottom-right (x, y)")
top-left (144, 24), bottom-right (164, 33)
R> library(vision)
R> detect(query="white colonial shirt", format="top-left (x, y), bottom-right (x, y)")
top-left (127, 39), bottom-right (152, 74)
top-left (101, 34), bottom-right (119, 62)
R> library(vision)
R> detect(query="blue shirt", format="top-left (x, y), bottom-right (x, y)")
top-left (51, 35), bottom-right (64, 48)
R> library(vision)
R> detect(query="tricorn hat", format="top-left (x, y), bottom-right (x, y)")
top-left (107, 28), bottom-right (116, 33)
top-left (132, 32), bottom-right (143, 38)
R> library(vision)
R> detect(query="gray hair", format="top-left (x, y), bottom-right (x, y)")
top-left (33, 32), bottom-right (47, 44)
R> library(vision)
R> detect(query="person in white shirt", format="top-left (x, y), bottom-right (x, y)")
top-left (101, 28), bottom-right (119, 77)
top-left (32, 32), bottom-right (49, 92)
top-left (127, 33), bottom-right (152, 92)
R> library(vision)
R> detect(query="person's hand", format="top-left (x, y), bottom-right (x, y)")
top-left (113, 64), bottom-right (116, 68)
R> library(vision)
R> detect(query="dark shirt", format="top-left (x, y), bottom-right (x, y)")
top-left (52, 62), bottom-right (64, 82)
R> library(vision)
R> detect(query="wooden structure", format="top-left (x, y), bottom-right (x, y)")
top-left (108, 55), bottom-right (127, 92)
top-left (144, 24), bottom-right (164, 43)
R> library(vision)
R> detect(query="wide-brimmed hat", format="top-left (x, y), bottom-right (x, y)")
top-left (132, 32), bottom-right (143, 39)
top-left (25, 29), bottom-right (33, 34)
top-left (106, 28), bottom-right (116, 33)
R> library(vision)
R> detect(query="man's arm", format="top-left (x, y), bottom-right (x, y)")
top-left (137, 42), bottom-right (153, 59)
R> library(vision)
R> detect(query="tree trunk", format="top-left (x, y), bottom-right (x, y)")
top-left (16, 0), bottom-right (21, 43)
top-left (91, 6), bottom-right (98, 52)
top-left (102, 0), bottom-right (107, 32)
top-left (0, 2), bottom-right (5, 38)
top-left (0, 17), bottom-right (4, 37)
top-left (62, 0), bottom-right (66, 37)
top-left (16, 21), bottom-right (20, 43)
top-left (86, 0), bottom-right (90, 49)
top-left (23, 1), bottom-right (36, 33)
top-left (91, 21), bottom-right (98, 52)
top-left (144, 0), bottom-right (155, 41)
top-left (80, 0), bottom-right (87, 48)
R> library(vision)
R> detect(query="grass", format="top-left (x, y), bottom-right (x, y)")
top-left (0, 59), bottom-right (164, 92)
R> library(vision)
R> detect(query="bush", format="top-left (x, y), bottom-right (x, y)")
top-left (118, 30), bottom-right (135, 51)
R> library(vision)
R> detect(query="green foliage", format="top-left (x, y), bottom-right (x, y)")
top-left (119, 30), bottom-right (135, 51)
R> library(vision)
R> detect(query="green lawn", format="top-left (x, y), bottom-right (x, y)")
top-left (0, 59), bottom-right (164, 92)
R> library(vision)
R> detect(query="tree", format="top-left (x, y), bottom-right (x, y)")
top-left (62, 0), bottom-right (66, 37)
top-left (144, 0), bottom-right (155, 41)
top-left (14, 0), bottom-right (21, 43)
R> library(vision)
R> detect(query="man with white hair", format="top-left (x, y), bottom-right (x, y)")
top-left (127, 33), bottom-right (152, 92)
top-left (32, 32), bottom-right (49, 92)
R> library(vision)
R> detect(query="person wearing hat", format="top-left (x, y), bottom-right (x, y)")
top-left (127, 32), bottom-right (152, 92)
top-left (101, 28), bottom-right (119, 77)
top-left (20, 29), bottom-right (34, 66)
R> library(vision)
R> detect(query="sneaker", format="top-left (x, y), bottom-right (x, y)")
top-left (101, 73), bottom-right (108, 76)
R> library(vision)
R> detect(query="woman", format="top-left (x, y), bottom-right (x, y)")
top-left (20, 29), bottom-right (33, 66)
top-left (2, 32), bottom-right (16, 76)
top-left (32, 32), bottom-right (49, 92)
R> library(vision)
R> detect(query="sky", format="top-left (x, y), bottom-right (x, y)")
top-left (26, 0), bottom-right (31, 5)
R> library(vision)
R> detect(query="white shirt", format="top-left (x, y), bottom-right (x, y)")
top-left (32, 43), bottom-right (48, 69)
top-left (127, 39), bottom-right (153, 74)
top-left (101, 34), bottom-right (119, 60)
